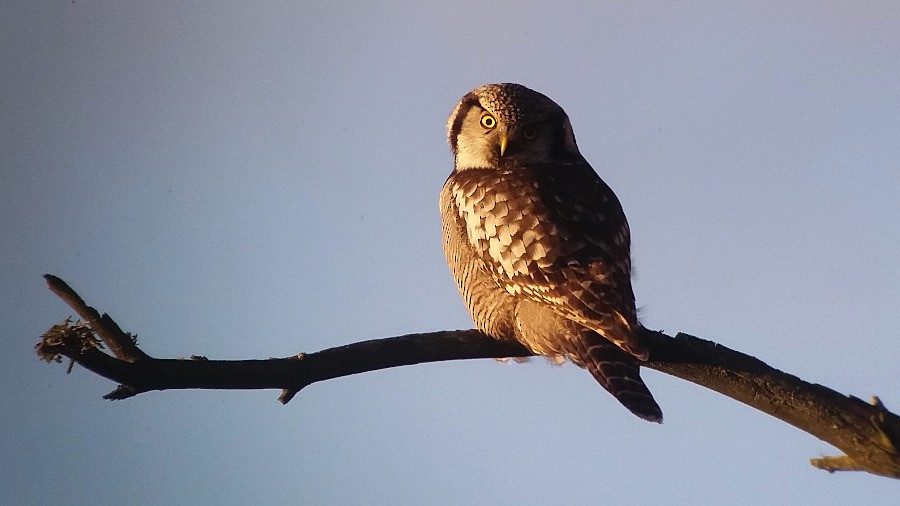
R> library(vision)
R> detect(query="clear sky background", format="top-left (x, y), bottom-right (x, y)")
top-left (3, 2), bottom-right (899, 505)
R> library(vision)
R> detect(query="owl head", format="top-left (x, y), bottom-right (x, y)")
top-left (446, 83), bottom-right (580, 170)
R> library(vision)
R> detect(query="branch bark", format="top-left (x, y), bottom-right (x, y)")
top-left (36, 274), bottom-right (900, 479)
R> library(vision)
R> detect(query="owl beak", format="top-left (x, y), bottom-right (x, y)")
top-left (499, 134), bottom-right (509, 157)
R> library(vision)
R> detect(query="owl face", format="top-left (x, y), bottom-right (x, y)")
top-left (447, 83), bottom-right (580, 170)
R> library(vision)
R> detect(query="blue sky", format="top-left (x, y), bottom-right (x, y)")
top-left (2, 2), bottom-right (899, 504)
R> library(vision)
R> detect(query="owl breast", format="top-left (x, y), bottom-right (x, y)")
top-left (449, 168), bottom-right (562, 282)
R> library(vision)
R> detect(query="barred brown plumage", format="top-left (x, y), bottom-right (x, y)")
top-left (441, 83), bottom-right (662, 422)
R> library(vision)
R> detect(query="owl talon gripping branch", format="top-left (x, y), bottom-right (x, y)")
top-left (441, 83), bottom-right (662, 422)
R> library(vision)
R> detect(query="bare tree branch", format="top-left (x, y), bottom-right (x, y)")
top-left (36, 274), bottom-right (900, 479)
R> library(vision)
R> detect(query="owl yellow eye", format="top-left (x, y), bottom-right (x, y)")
top-left (480, 113), bottom-right (497, 129)
top-left (522, 125), bottom-right (538, 140)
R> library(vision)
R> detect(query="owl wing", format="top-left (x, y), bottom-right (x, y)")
top-left (440, 177), bottom-right (517, 339)
top-left (448, 162), bottom-right (647, 361)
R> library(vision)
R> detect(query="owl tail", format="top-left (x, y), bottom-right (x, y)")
top-left (568, 332), bottom-right (663, 423)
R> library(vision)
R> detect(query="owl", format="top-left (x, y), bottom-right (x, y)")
top-left (440, 83), bottom-right (662, 422)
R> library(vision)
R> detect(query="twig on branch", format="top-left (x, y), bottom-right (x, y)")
top-left (36, 274), bottom-right (900, 479)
